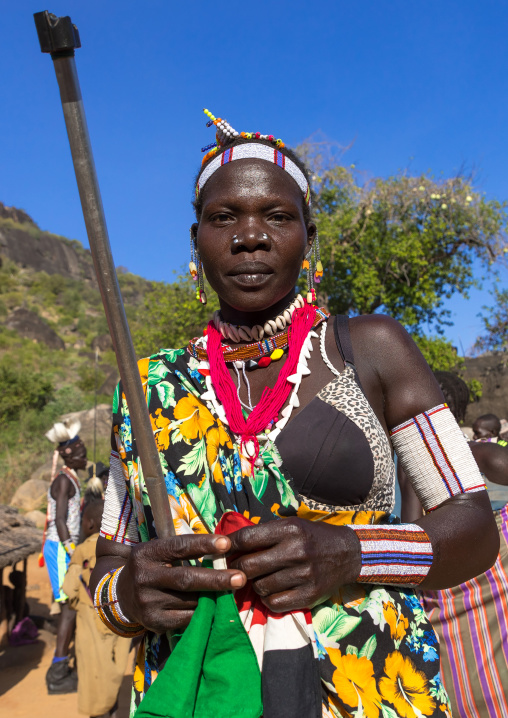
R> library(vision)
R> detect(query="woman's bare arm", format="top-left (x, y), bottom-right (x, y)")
top-left (470, 441), bottom-right (508, 486)
top-left (366, 315), bottom-right (499, 587)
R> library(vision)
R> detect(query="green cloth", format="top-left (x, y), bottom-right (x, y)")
top-left (134, 592), bottom-right (262, 718)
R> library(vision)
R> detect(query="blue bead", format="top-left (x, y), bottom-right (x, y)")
top-left (201, 142), bottom-right (217, 153)
top-left (206, 120), bottom-right (214, 127)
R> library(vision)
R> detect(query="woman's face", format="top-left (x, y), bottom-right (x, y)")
top-left (195, 159), bottom-right (315, 316)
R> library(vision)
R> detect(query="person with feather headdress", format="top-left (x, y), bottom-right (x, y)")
top-left (43, 419), bottom-right (87, 694)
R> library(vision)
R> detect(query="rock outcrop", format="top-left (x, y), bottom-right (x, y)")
top-left (464, 353), bottom-right (508, 423)
top-left (24, 510), bottom-right (46, 530)
top-left (6, 308), bottom-right (65, 350)
top-left (10, 479), bottom-right (50, 513)
top-left (0, 202), bottom-right (94, 281)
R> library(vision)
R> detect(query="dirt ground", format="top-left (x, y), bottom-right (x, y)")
top-left (0, 554), bottom-right (134, 717)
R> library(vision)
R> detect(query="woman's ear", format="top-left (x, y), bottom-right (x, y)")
top-left (306, 222), bottom-right (317, 253)
top-left (190, 223), bottom-right (198, 242)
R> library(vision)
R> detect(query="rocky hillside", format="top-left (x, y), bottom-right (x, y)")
top-left (0, 203), bottom-right (156, 503)
top-left (0, 202), bottom-right (95, 281)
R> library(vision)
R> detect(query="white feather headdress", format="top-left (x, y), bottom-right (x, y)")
top-left (45, 420), bottom-right (81, 445)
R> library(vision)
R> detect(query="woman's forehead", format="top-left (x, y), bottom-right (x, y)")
top-left (201, 159), bottom-right (303, 205)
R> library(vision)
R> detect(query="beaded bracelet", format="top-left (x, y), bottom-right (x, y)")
top-left (63, 539), bottom-right (76, 556)
top-left (94, 566), bottom-right (144, 637)
top-left (349, 523), bottom-right (433, 586)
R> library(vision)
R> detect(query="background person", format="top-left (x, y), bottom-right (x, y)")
top-left (62, 496), bottom-right (131, 718)
top-left (473, 412), bottom-right (508, 446)
top-left (91, 113), bottom-right (498, 718)
top-left (44, 420), bottom-right (87, 694)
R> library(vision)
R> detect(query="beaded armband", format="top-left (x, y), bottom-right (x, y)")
top-left (94, 567), bottom-right (144, 638)
top-left (390, 404), bottom-right (486, 512)
top-left (349, 524), bottom-right (433, 586)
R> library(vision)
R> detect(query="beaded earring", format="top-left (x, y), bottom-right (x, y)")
top-left (189, 228), bottom-right (207, 305)
top-left (313, 231), bottom-right (323, 287)
top-left (302, 251), bottom-right (312, 304)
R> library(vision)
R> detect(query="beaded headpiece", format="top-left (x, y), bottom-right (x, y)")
top-left (196, 109), bottom-right (311, 205)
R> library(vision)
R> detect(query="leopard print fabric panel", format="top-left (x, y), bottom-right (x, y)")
top-left (310, 366), bottom-right (396, 514)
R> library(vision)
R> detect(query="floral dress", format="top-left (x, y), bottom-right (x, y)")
top-left (109, 347), bottom-right (451, 718)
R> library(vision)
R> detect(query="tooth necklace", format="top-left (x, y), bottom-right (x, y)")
top-left (213, 294), bottom-right (305, 343)
top-left (187, 307), bottom-right (330, 365)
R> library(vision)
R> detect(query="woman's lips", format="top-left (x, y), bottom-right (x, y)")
top-left (228, 262), bottom-right (274, 286)
top-left (230, 272), bottom-right (273, 286)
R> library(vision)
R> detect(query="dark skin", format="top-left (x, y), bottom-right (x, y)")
top-left (91, 159), bottom-right (499, 631)
top-left (52, 439), bottom-right (87, 657)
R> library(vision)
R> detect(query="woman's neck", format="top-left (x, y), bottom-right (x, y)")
top-left (219, 290), bottom-right (297, 327)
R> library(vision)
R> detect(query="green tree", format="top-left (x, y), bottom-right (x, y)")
top-left (413, 335), bottom-right (464, 372)
top-left (132, 275), bottom-right (219, 357)
top-left (0, 364), bottom-right (54, 424)
top-left (300, 144), bottom-right (508, 333)
top-left (475, 287), bottom-right (508, 353)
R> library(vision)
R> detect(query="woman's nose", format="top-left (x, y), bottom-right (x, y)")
top-left (231, 231), bottom-right (271, 253)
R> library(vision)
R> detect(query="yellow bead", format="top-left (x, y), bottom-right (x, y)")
top-left (316, 260), bottom-right (323, 272)
top-left (270, 348), bottom-right (284, 361)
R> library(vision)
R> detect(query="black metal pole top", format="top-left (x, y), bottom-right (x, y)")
top-left (34, 10), bottom-right (81, 58)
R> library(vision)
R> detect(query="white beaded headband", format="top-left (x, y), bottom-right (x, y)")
top-left (196, 109), bottom-right (311, 205)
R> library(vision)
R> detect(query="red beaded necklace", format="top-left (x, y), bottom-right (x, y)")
top-left (206, 304), bottom-right (317, 465)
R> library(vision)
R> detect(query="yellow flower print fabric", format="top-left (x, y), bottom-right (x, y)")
top-left (112, 348), bottom-right (451, 718)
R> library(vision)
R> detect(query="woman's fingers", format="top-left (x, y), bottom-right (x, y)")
top-left (142, 533), bottom-right (231, 564)
top-left (250, 566), bottom-right (310, 599)
top-left (230, 545), bottom-right (301, 579)
top-left (142, 564), bottom-right (246, 592)
top-left (228, 521), bottom-right (295, 555)
top-left (143, 609), bottom-right (196, 634)
top-left (259, 586), bottom-right (317, 614)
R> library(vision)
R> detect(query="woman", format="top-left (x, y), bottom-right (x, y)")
top-left (91, 112), bottom-right (498, 718)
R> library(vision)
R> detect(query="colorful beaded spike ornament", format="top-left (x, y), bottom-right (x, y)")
top-left (195, 109), bottom-right (311, 206)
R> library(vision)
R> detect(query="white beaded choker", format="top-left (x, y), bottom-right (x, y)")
top-left (213, 294), bottom-right (305, 343)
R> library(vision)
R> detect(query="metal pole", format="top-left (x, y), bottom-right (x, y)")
top-left (34, 11), bottom-right (174, 538)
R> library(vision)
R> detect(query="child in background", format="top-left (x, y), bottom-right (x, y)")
top-left (473, 412), bottom-right (508, 446)
top-left (62, 497), bottom-right (131, 718)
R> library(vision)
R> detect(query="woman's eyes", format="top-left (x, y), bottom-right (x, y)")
top-left (210, 213), bottom-right (234, 223)
top-left (208, 211), bottom-right (294, 224)
top-left (268, 213), bottom-right (292, 223)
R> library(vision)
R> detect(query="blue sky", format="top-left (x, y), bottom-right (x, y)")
top-left (1, 1), bottom-right (506, 353)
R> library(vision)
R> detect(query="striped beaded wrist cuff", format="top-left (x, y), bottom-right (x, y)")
top-left (94, 567), bottom-right (144, 637)
top-left (349, 524), bottom-right (433, 586)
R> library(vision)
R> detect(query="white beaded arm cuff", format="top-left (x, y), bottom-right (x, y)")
top-left (100, 451), bottom-right (140, 545)
top-left (390, 404), bottom-right (486, 512)
top-left (349, 524), bottom-right (433, 586)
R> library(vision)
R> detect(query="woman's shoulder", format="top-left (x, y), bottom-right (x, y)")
top-left (348, 314), bottom-right (416, 361)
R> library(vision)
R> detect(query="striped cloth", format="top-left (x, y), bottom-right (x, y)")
top-left (422, 504), bottom-right (508, 717)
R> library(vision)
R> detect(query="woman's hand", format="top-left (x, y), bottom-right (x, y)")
top-left (116, 534), bottom-right (247, 633)
top-left (228, 518), bottom-right (361, 612)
